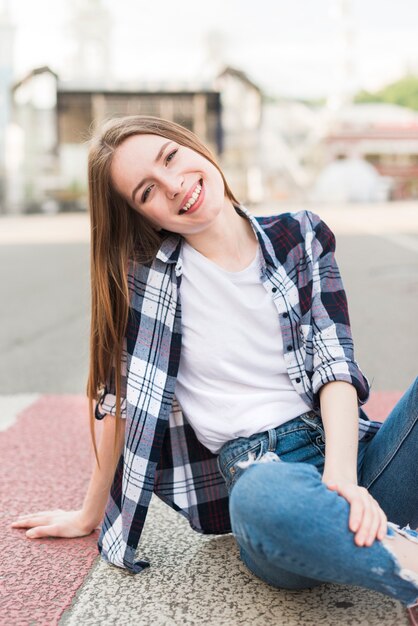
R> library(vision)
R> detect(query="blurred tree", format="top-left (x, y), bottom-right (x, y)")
top-left (355, 75), bottom-right (418, 111)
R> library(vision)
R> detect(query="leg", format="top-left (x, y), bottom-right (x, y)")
top-left (382, 529), bottom-right (418, 575)
top-left (219, 419), bottom-right (326, 590)
top-left (229, 460), bottom-right (418, 605)
top-left (359, 377), bottom-right (418, 527)
top-left (237, 543), bottom-right (323, 591)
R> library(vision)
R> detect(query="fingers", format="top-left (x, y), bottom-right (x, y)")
top-left (365, 498), bottom-right (386, 546)
top-left (351, 489), bottom-right (385, 547)
top-left (11, 510), bottom-right (90, 540)
top-left (329, 483), bottom-right (387, 547)
top-left (324, 480), bottom-right (389, 547)
top-left (377, 508), bottom-right (388, 541)
top-left (11, 516), bottom-right (60, 538)
top-left (26, 524), bottom-right (60, 539)
top-left (11, 515), bottom-right (50, 529)
top-left (354, 496), bottom-right (375, 546)
top-left (359, 501), bottom-right (380, 547)
top-left (348, 494), bottom-right (364, 534)
top-left (11, 510), bottom-right (62, 528)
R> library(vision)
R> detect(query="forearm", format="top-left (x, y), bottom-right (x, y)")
top-left (319, 381), bottom-right (359, 484)
top-left (81, 414), bottom-right (125, 530)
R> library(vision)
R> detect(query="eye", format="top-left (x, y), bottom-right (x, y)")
top-left (166, 149), bottom-right (178, 164)
top-left (142, 185), bottom-right (153, 203)
top-left (141, 149), bottom-right (177, 203)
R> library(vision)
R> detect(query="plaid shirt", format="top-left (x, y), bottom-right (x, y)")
top-left (95, 205), bottom-right (379, 574)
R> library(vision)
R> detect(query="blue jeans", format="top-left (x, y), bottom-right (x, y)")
top-left (217, 377), bottom-right (418, 606)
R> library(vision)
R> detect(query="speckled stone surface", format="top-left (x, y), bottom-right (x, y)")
top-left (62, 496), bottom-right (410, 626)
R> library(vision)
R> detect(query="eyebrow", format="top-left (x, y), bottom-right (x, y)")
top-left (131, 141), bottom-right (172, 203)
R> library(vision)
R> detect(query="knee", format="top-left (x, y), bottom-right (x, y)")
top-left (229, 461), bottom-right (321, 534)
top-left (402, 376), bottom-right (418, 408)
top-left (407, 376), bottom-right (418, 396)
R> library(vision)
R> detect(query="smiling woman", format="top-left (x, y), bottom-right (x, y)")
top-left (107, 131), bottom-right (228, 233)
top-left (11, 115), bottom-right (418, 621)
top-left (86, 114), bottom-right (251, 462)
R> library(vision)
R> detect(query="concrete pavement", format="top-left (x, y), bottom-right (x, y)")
top-left (1, 201), bottom-right (417, 394)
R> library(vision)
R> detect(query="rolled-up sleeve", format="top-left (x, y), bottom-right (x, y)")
top-left (308, 214), bottom-right (370, 407)
top-left (94, 336), bottom-right (128, 420)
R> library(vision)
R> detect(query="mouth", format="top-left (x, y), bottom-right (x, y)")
top-left (178, 179), bottom-right (204, 215)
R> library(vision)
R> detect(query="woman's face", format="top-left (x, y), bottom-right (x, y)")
top-left (110, 133), bottom-right (232, 234)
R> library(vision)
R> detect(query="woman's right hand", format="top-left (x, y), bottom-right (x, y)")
top-left (10, 509), bottom-right (97, 539)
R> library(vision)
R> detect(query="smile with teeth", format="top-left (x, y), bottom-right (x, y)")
top-left (179, 181), bottom-right (202, 214)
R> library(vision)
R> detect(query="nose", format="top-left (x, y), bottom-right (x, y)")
top-left (164, 174), bottom-right (184, 199)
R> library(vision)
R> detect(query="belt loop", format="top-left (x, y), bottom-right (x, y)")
top-left (268, 428), bottom-right (277, 452)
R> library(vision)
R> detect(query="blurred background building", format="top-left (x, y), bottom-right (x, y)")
top-left (9, 65), bottom-right (262, 213)
top-left (1, 0), bottom-right (418, 213)
top-left (316, 103), bottom-right (418, 201)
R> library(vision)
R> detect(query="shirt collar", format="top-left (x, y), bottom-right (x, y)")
top-left (155, 204), bottom-right (279, 270)
top-left (235, 204), bottom-right (279, 269)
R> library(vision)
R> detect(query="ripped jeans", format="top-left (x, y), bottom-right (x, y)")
top-left (217, 377), bottom-right (418, 607)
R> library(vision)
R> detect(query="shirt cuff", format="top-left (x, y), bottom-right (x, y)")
top-left (311, 360), bottom-right (370, 409)
top-left (95, 388), bottom-right (127, 420)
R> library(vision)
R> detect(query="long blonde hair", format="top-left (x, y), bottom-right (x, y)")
top-left (87, 115), bottom-right (238, 467)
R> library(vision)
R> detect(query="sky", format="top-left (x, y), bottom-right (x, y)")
top-left (5, 0), bottom-right (418, 99)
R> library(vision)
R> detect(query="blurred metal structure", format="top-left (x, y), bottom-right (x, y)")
top-left (67, 0), bottom-right (111, 84)
top-left (0, 0), bottom-right (14, 214)
top-left (328, 0), bottom-right (356, 111)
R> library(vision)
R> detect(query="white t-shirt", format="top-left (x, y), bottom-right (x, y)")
top-left (174, 240), bottom-right (311, 453)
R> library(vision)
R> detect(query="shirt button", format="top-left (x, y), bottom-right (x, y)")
top-left (272, 287), bottom-right (277, 293)
top-left (282, 312), bottom-right (289, 318)
top-left (287, 345), bottom-right (293, 351)
top-left (295, 377), bottom-right (301, 383)
top-left (230, 466), bottom-right (236, 475)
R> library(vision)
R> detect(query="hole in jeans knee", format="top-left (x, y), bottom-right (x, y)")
top-left (381, 522), bottom-right (418, 605)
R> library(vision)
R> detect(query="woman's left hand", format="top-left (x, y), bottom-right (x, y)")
top-left (322, 477), bottom-right (387, 547)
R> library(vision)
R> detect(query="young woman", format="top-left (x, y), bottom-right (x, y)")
top-left (11, 116), bottom-right (418, 618)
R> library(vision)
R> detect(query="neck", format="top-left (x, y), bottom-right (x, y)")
top-left (183, 200), bottom-right (258, 272)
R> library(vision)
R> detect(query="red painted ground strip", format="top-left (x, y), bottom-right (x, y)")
top-left (363, 391), bottom-right (403, 422)
top-left (0, 391), bottom-right (403, 625)
top-left (1, 396), bottom-right (101, 626)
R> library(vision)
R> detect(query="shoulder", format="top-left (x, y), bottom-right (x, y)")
top-left (255, 210), bottom-right (335, 257)
top-left (255, 209), bottom-right (328, 233)
top-left (125, 257), bottom-right (154, 309)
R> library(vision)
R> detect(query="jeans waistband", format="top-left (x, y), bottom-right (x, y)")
top-left (217, 409), bottom-right (318, 477)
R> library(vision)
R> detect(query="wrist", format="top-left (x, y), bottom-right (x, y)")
top-left (322, 467), bottom-right (357, 485)
top-left (78, 510), bottom-right (102, 533)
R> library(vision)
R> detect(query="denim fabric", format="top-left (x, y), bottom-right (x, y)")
top-left (217, 378), bottom-right (418, 606)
